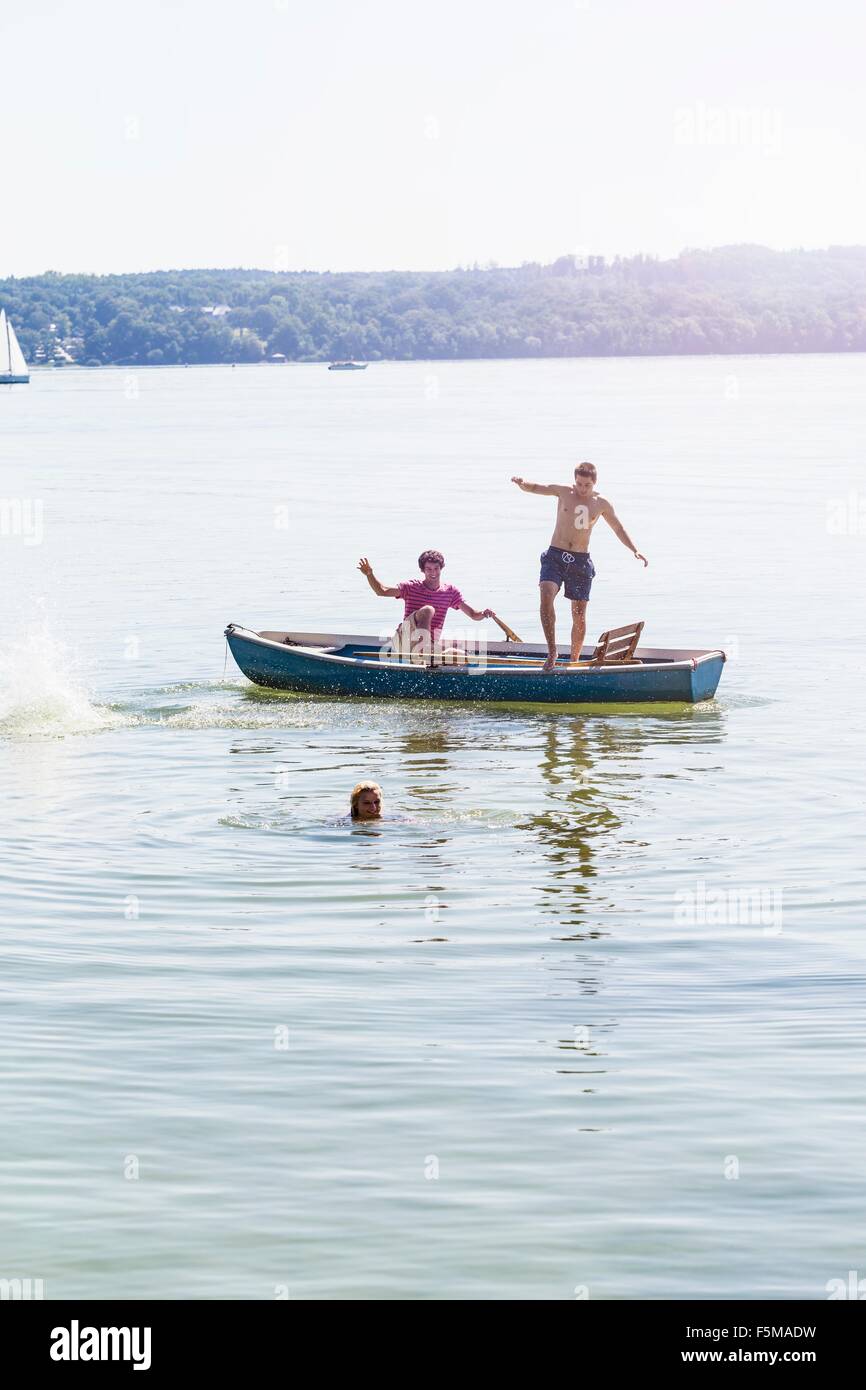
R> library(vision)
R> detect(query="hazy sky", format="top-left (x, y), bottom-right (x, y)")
top-left (4, 0), bottom-right (864, 275)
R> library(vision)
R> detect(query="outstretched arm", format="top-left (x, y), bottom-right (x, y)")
top-left (357, 557), bottom-right (401, 597)
top-left (457, 600), bottom-right (494, 622)
top-left (600, 503), bottom-right (648, 566)
top-left (511, 477), bottom-right (563, 496)
top-left (458, 602), bottom-right (521, 642)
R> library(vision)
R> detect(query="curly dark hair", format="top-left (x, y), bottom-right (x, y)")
top-left (417, 549), bottom-right (445, 570)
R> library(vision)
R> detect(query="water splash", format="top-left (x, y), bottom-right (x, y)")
top-left (0, 622), bottom-right (129, 739)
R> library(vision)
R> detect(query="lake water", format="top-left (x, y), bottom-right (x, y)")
top-left (1, 356), bottom-right (864, 1300)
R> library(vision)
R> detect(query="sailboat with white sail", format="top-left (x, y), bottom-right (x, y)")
top-left (0, 309), bottom-right (30, 384)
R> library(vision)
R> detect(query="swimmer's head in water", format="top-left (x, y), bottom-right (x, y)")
top-left (350, 781), bottom-right (383, 821)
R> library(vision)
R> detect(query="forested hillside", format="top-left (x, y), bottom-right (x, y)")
top-left (2, 245), bottom-right (865, 366)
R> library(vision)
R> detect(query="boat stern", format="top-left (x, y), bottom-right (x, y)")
top-left (689, 650), bottom-right (726, 701)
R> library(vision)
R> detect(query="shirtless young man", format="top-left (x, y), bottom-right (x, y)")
top-left (511, 461), bottom-right (648, 671)
top-left (358, 549), bottom-right (494, 662)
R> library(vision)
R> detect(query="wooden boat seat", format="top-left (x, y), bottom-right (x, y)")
top-left (577, 620), bottom-right (644, 667)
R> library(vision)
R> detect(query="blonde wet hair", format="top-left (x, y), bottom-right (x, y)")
top-left (350, 781), bottom-right (382, 818)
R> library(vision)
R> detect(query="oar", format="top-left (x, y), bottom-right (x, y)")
top-left (481, 655), bottom-right (589, 667)
top-left (489, 612), bottom-right (522, 643)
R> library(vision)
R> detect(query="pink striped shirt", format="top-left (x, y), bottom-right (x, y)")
top-left (398, 579), bottom-right (463, 633)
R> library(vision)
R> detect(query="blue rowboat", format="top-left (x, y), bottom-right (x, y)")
top-left (224, 625), bottom-right (726, 705)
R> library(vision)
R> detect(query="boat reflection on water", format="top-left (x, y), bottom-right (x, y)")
top-left (519, 717), bottom-right (622, 940)
top-left (521, 706), bottom-right (727, 939)
top-left (397, 726), bottom-right (466, 807)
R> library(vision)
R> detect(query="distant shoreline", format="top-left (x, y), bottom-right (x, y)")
top-left (5, 247), bottom-right (866, 368)
top-left (22, 346), bottom-right (866, 371)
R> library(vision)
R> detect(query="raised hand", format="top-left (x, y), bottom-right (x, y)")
top-left (511, 476), bottom-right (524, 486)
top-left (357, 556), bottom-right (373, 576)
top-left (634, 550), bottom-right (648, 567)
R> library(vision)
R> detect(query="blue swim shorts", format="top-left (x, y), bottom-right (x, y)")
top-left (539, 547), bottom-right (596, 601)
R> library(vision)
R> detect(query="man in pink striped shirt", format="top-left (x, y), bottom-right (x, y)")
top-left (358, 549), bottom-right (494, 662)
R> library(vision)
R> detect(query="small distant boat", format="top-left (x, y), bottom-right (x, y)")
top-left (328, 360), bottom-right (368, 371)
top-left (224, 625), bottom-right (726, 705)
top-left (0, 309), bottom-right (29, 384)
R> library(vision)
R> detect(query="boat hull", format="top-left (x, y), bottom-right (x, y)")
top-left (225, 626), bottom-right (725, 705)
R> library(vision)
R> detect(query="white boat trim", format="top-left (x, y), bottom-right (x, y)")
top-left (227, 626), bottom-right (725, 675)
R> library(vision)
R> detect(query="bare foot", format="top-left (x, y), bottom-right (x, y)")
top-left (542, 655), bottom-right (557, 672)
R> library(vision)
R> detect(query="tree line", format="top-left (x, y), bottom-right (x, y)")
top-left (2, 245), bottom-right (865, 367)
